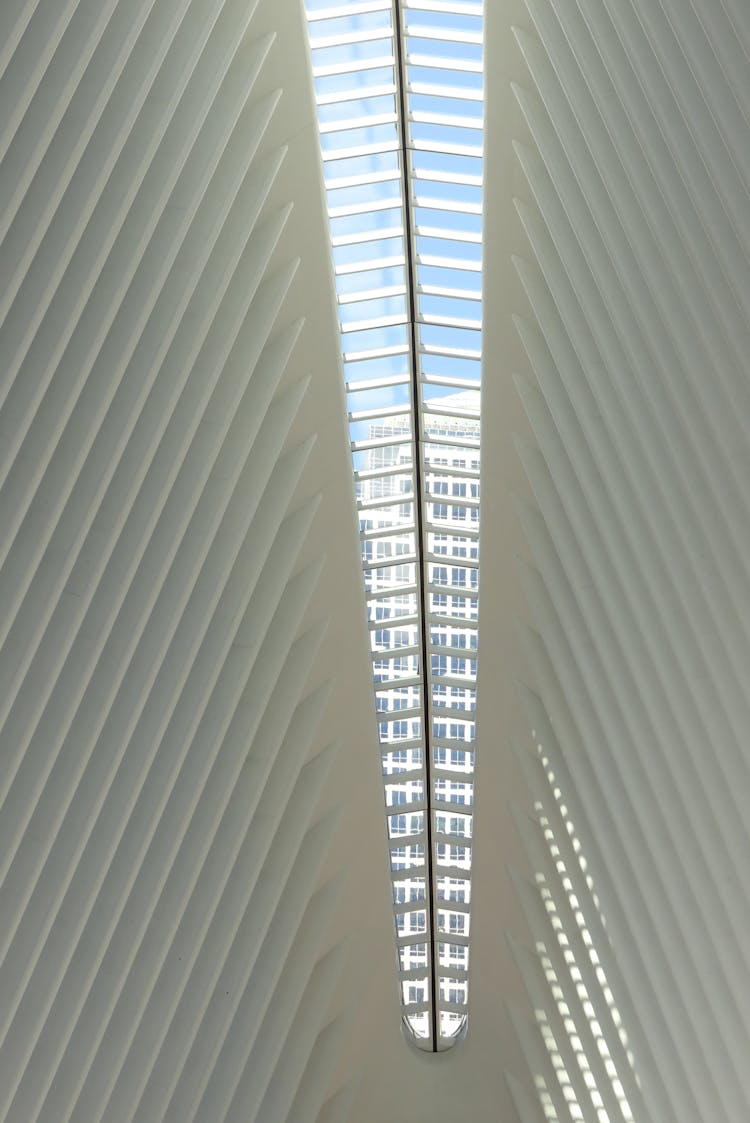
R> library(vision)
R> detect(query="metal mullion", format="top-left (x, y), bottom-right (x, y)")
top-left (425, 493), bottom-right (480, 509)
top-left (432, 792), bottom-right (474, 815)
top-left (419, 312), bottom-right (482, 332)
top-left (397, 931), bottom-right (431, 948)
top-left (348, 374), bottom-right (411, 394)
top-left (368, 597), bottom-right (422, 615)
top-left (350, 403), bottom-right (412, 423)
top-left (387, 788), bottom-right (427, 808)
top-left (425, 551), bottom-right (478, 568)
top-left (407, 81), bottom-right (483, 103)
top-left (308, 0), bottom-right (391, 20)
top-left (400, 965), bottom-right (433, 981)
top-left (413, 198), bottom-right (482, 219)
top-left (379, 704), bottom-right (423, 724)
top-left (410, 165), bottom-right (481, 187)
top-left (413, 150), bottom-right (481, 176)
top-left (421, 429), bottom-right (481, 448)
top-left (425, 522), bottom-right (480, 542)
top-left (406, 51), bottom-right (481, 75)
top-left (371, 615), bottom-right (420, 634)
top-left (417, 251), bottom-right (481, 270)
top-left (405, 0), bottom-right (482, 13)
top-left (429, 597), bottom-right (477, 616)
top-left (382, 739), bottom-right (424, 756)
top-left (334, 203), bottom-right (404, 224)
top-left (372, 615), bottom-right (420, 633)
top-left (420, 340), bottom-right (482, 360)
top-left (323, 139), bottom-right (400, 162)
top-left (431, 707), bottom-right (475, 725)
top-left (430, 671), bottom-right (477, 689)
top-left (345, 341), bottom-right (410, 361)
top-left (310, 28), bottom-right (394, 49)
top-left (430, 681), bottom-right (476, 697)
top-left (318, 83), bottom-right (397, 107)
top-left (422, 399), bottom-right (480, 419)
top-left (335, 253), bottom-right (405, 275)
top-left (314, 55), bottom-right (395, 78)
top-left (434, 894), bottom-right (470, 914)
top-left (386, 795), bottom-right (426, 816)
top-left (431, 710), bottom-right (474, 728)
top-left (355, 462), bottom-right (413, 483)
top-left (435, 935), bottom-right (470, 952)
top-left (427, 580), bottom-right (478, 598)
top-left (326, 168), bottom-right (402, 190)
top-left (389, 853), bottom-right (427, 876)
top-left (430, 675), bottom-right (477, 693)
top-left (412, 166), bottom-right (483, 187)
top-left (392, 0), bottom-right (442, 1053)
top-left (435, 963), bottom-right (470, 981)
top-left (385, 773), bottom-right (426, 786)
top-left (426, 534), bottom-right (480, 552)
top-left (343, 301), bottom-right (409, 325)
top-left (431, 861), bottom-right (472, 878)
top-left (421, 461), bottom-right (480, 481)
top-left (363, 524), bottom-right (416, 543)
top-left (410, 109), bottom-right (483, 130)
top-left (415, 223), bottom-right (482, 243)
top-left (392, 898), bottom-right (426, 916)
top-left (426, 741), bottom-right (473, 759)
top-left (372, 642), bottom-right (421, 661)
top-left (434, 828), bottom-right (472, 848)
top-left (359, 493), bottom-right (414, 512)
top-left (431, 790), bottom-right (471, 808)
top-left (435, 999), bottom-right (468, 1016)
top-left (318, 111), bottom-right (397, 134)
top-left (419, 282), bottom-right (482, 298)
top-left (363, 551), bottom-right (419, 571)
top-left (351, 432), bottom-right (412, 452)
top-left (427, 612), bottom-right (478, 629)
top-left (343, 316), bottom-right (409, 338)
top-left (430, 641), bottom-right (476, 658)
top-left (339, 282), bottom-right (407, 301)
top-left (429, 609), bottom-right (478, 626)
top-left (403, 25), bottom-right (482, 45)
top-left (332, 223), bottom-right (403, 246)
top-left (402, 1000), bottom-right (431, 1016)
top-left (361, 513), bottom-right (414, 532)
top-left (377, 673), bottom-right (423, 691)
top-left (346, 326), bottom-right (410, 350)
top-left (422, 372), bottom-right (481, 390)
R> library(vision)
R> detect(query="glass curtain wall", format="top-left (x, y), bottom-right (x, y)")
top-left (306, 0), bottom-right (482, 1051)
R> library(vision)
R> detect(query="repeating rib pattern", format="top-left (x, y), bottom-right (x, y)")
top-left (505, 0), bottom-right (750, 1119)
top-left (0, 1), bottom-right (366, 1120)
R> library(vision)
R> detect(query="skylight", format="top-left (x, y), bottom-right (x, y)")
top-left (306, 0), bottom-right (482, 1052)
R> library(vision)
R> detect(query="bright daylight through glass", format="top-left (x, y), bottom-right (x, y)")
top-left (306, 0), bottom-right (482, 1051)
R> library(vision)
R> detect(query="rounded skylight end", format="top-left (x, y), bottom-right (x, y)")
top-left (402, 1011), bottom-right (468, 1052)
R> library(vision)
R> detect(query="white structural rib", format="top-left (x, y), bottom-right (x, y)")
top-left (0, 2), bottom-right (389, 1121)
top-left (487, 0), bottom-right (750, 1118)
top-left (306, 0), bottom-right (483, 1051)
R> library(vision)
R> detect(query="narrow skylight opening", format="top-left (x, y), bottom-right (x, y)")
top-left (306, 0), bottom-right (482, 1052)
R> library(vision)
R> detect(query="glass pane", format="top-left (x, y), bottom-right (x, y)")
top-left (307, 0), bottom-right (483, 1051)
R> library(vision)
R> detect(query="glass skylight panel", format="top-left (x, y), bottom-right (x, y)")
top-left (306, 0), bottom-right (482, 1051)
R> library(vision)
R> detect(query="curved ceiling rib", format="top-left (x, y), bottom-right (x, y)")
top-left (306, 0), bottom-right (483, 1051)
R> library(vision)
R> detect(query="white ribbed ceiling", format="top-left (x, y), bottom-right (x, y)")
top-left (482, 0), bottom-right (750, 1119)
top-left (1, 0), bottom-right (749, 1120)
